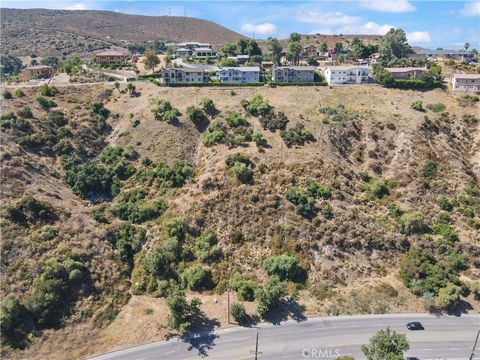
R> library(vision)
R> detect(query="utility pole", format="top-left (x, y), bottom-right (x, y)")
top-left (470, 328), bottom-right (480, 360)
top-left (250, 331), bottom-right (262, 360)
top-left (227, 283), bottom-right (231, 324)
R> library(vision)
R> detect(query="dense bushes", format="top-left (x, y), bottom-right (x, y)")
top-left (255, 277), bottom-right (285, 317)
top-left (373, 64), bottom-right (443, 89)
top-left (422, 160), bottom-right (437, 177)
top-left (182, 265), bottom-right (212, 291)
top-left (151, 99), bottom-right (180, 123)
top-left (199, 97), bottom-right (217, 118)
top-left (36, 96), bottom-right (57, 111)
top-left (135, 160), bottom-right (193, 189)
top-left (411, 100), bottom-right (424, 111)
top-left (230, 303), bottom-right (247, 323)
top-left (281, 123), bottom-right (314, 147)
top-left (166, 285), bottom-right (201, 332)
top-left (259, 111), bottom-right (289, 131)
top-left (0, 295), bottom-right (32, 349)
top-left (39, 84), bottom-right (59, 97)
top-left (4, 195), bottom-right (55, 225)
top-left (202, 121), bottom-right (226, 146)
top-left (111, 189), bottom-right (166, 223)
top-left (115, 222), bottom-right (147, 265)
top-left (241, 93), bottom-right (271, 117)
top-left (229, 272), bottom-right (257, 301)
top-left (143, 247), bottom-right (174, 280)
top-left (225, 111), bottom-right (249, 128)
top-left (286, 181), bottom-right (332, 218)
top-left (363, 178), bottom-right (394, 199)
top-left (225, 153), bottom-right (254, 184)
top-left (186, 106), bottom-right (207, 124)
top-left (262, 254), bottom-right (305, 282)
top-left (194, 231), bottom-right (222, 262)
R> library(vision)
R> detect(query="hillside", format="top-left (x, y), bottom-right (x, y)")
top-left (0, 8), bottom-right (246, 58)
top-left (1, 82), bottom-right (479, 359)
top-left (262, 33), bottom-right (382, 50)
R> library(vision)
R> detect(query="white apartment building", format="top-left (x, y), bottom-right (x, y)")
top-left (451, 74), bottom-right (480, 93)
top-left (323, 66), bottom-right (370, 85)
top-left (272, 66), bottom-right (316, 83)
top-left (160, 67), bottom-right (208, 84)
top-left (218, 67), bottom-right (260, 83)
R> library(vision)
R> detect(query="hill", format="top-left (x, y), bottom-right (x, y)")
top-left (1, 82), bottom-right (479, 359)
top-left (0, 8), bottom-right (246, 58)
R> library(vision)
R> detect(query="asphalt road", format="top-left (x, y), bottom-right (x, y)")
top-left (88, 313), bottom-right (480, 360)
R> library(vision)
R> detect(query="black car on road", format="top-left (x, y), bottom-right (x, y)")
top-left (406, 322), bottom-right (424, 330)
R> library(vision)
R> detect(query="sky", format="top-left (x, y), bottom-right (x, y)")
top-left (3, 0), bottom-right (480, 49)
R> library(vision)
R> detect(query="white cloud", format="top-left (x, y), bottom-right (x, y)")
top-left (337, 21), bottom-right (394, 35)
top-left (309, 28), bottom-right (334, 35)
top-left (241, 22), bottom-right (277, 35)
top-left (359, 0), bottom-right (416, 13)
top-left (65, 3), bottom-right (88, 10)
top-left (460, 0), bottom-right (480, 16)
top-left (407, 31), bottom-right (432, 43)
top-left (296, 11), bottom-right (361, 26)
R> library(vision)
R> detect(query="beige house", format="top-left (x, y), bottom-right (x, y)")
top-left (95, 50), bottom-right (128, 65)
top-left (323, 66), bottom-right (370, 85)
top-left (451, 74), bottom-right (480, 93)
top-left (19, 65), bottom-right (53, 81)
top-left (160, 67), bottom-right (208, 84)
top-left (272, 66), bottom-right (316, 83)
top-left (385, 67), bottom-right (426, 79)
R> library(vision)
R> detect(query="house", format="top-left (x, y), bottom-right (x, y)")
top-left (323, 66), bottom-right (370, 85)
top-left (19, 65), bottom-right (53, 81)
top-left (175, 42), bottom-right (213, 50)
top-left (192, 47), bottom-right (217, 58)
top-left (236, 55), bottom-right (250, 64)
top-left (302, 45), bottom-right (318, 58)
top-left (451, 74), bottom-right (480, 93)
top-left (385, 67), bottom-right (426, 79)
top-left (95, 49), bottom-right (128, 65)
top-left (272, 66), bottom-right (316, 83)
top-left (261, 61), bottom-right (274, 69)
top-left (160, 67), bottom-right (209, 84)
top-left (410, 49), bottom-right (473, 61)
top-left (218, 67), bottom-right (260, 83)
top-left (131, 54), bottom-right (140, 63)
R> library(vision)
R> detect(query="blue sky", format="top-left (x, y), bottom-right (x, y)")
top-left (3, 0), bottom-right (480, 48)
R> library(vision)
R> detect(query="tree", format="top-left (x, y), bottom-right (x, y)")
top-left (255, 276), bottom-right (285, 317)
top-left (334, 42), bottom-right (343, 54)
top-left (0, 295), bottom-right (32, 348)
top-left (245, 39), bottom-right (262, 56)
top-left (289, 32), bottom-right (301, 42)
top-left (361, 327), bottom-right (409, 360)
top-left (464, 42), bottom-right (470, 52)
top-left (307, 56), bottom-right (319, 66)
top-left (223, 42), bottom-right (237, 56)
top-left (127, 82), bottom-right (136, 96)
top-left (199, 97), bottom-right (217, 118)
top-left (378, 28), bottom-right (413, 63)
top-left (0, 55), bottom-right (22, 76)
top-left (219, 58), bottom-right (238, 67)
top-left (230, 303), bottom-right (247, 323)
top-left (262, 254), bottom-right (305, 282)
top-left (166, 285), bottom-right (201, 332)
top-left (320, 42), bottom-right (328, 53)
top-left (237, 39), bottom-right (249, 54)
top-left (143, 50), bottom-right (160, 73)
top-left (59, 56), bottom-right (82, 78)
top-left (268, 37), bottom-right (283, 65)
top-left (287, 41), bottom-right (303, 65)
top-left (182, 265), bottom-right (212, 291)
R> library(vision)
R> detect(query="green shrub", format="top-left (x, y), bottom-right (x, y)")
top-left (241, 93), bottom-right (271, 117)
top-left (364, 179), bottom-right (393, 199)
top-left (151, 99), bottom-right (180, 123)
top-left (36, 96), bottom-right (57, 111)
top-left (0, 295), bottom-right (32, 349)
top-left (225, 153), bottom-right (254, 184)
top-left (281, 123), bottom-right (314, 147)
top-left (111, 190), bottom-right (166, 224)
top-left (17, 106), bottom-right (33, 118)
top-left (195, 230), bottom-right (222, 262)
top-left (38, 84), bottom-right (59, 97)
top-left (199, 97), bottom-right (217, 118)
top-left (398, 212), bottom-right (426, 235)
top-left (470, 281), bottom-right (480, 300)
top-left (229, 272), bottom-right (257, 301)
top-left (259, 111), bottom-right (288, 131)
top-left (426, 103), bottom-right (446, 113)
top-left (182, 265), bottom-right (212, 291)
top-left (411, 100), bottom-right (424, 111)
top-left (230, 303), bottom-right (247, 323)
top-left (135, 160), bottom-right (193, 189)
top-left (202, 121), bottom-right (226, 146)
top-left (436, 283), bottom-right (461, 310)
top-left (52, 138), bottom-right (73, 156)
top-left (4, 195), bottom-right (55, 225)
top-left (307, 181), bottom-right (332, 199)
top-left (14, 88), bottom-right (25, 97)
top-left (262, 254), bottom-right (305, 282)
top-left (431, 222), bottom-right (458, 242)
top-left (143, 247), bottom-right (174, 280)
top-left (2, 89), bottom-right (12, 99)
top-left (387, 203), bottom-right (404, 218)
top-left (286, 187), bottom-right (316, 218)
top-left (437, 197), bottom-right (453, 212)
top-left (89, 101), bottom-right (110, 118)
top-left (252, 132), bottom-right (268, 147)
top-left (186, 106), bottom-right (207, 124)
top-left (225, 111), bottom-right (249, 128)
top-left (116, 222), bottom-right (146, 264)
top-left (422, 161), bottom-right (437, 177)
top-left (255, 276), bottom-right (285, 317)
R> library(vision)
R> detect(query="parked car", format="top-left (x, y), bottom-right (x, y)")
top-left (406, 322), bottom-right (424, 330)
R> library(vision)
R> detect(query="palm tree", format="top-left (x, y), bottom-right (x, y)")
top-left (464, 42), bottom-right (470, 52)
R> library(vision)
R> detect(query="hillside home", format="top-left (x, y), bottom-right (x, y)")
top-left (175, 42), bottom-right (213, 50)
top-left (192, 47), bottom-right (217, 58)
top-left (323, 66), bottom-right (370, 85)
top-left (451, 74), bottom-right (480, 93)
top-left (272, 66), bottom-right (316, 83)
top-left (385, 67), bottom-right (426, 79)
top-left (410, 49), bottom-right (473, 61)
top-left (160, 67), bottom-right (208, 84)
top-left (19, 65), bottom-right (53, 81)
top-left (302, 45), bottom-right (318, 58)
top-left (218, 67), bottom-right (260, 83)
top-left (95, 49), bottom-right (128, 65)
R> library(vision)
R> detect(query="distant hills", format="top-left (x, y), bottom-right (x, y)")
top-left (0, 8), bottom-right (246, 58)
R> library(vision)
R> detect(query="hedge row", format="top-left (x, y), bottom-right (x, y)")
top-left (388, 79), bottom-right (443, 90)
top-left (137, 73), bottom-right (163, 80)
top-left (149, 81), bottom-right (328, 88)
top-left (269, 81), bottom-right (327, 87)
